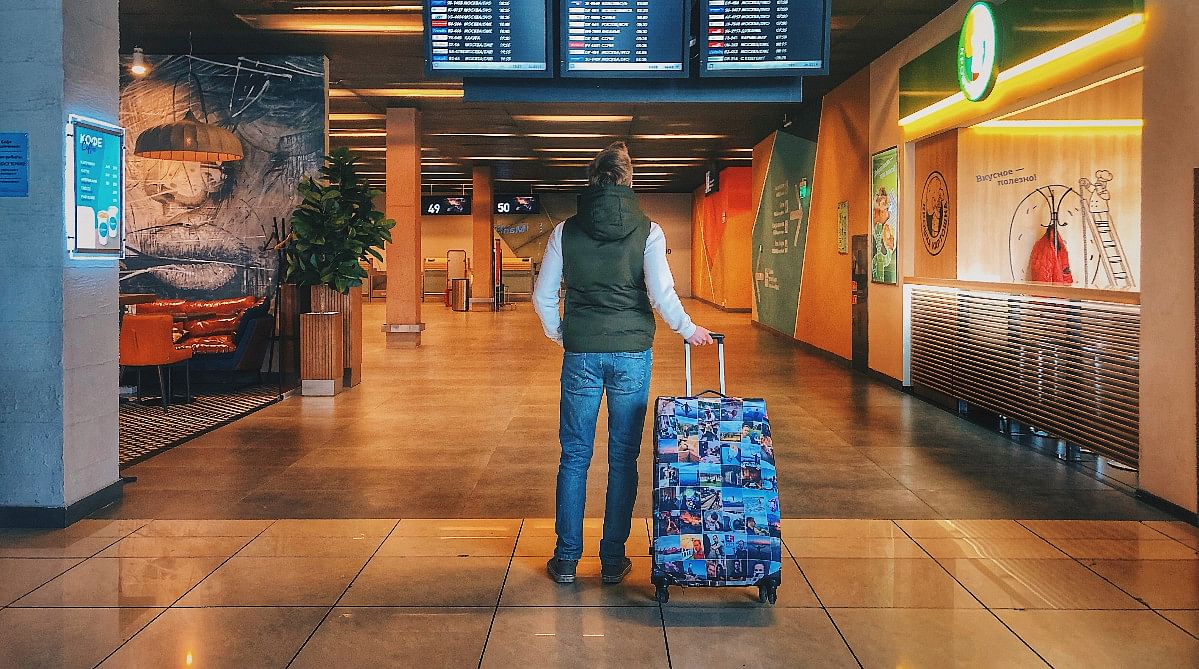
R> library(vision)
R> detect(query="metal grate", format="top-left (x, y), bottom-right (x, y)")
top-left (909, 285), bottom-right (1140, 466)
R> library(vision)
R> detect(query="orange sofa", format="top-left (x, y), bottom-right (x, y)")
top-left (137, 295), bottom-right (260, 354)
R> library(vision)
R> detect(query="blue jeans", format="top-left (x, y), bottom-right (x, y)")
top-left (555, 349), bottom-right (653, 563)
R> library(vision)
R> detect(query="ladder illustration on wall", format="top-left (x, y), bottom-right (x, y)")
top-left (1079, 170), bottom-right (1135, 288)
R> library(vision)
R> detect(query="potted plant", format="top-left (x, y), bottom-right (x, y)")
top-left (281, 147), bottom-right (394, 390)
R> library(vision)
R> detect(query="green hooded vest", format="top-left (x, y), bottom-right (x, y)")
top-left (561, 184), bottom-right (656, 353)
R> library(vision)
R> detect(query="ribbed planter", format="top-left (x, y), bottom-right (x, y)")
top-left (299, 312), bottom-right (343, 396)
top-left (310, 284), bottom-right (363, 387)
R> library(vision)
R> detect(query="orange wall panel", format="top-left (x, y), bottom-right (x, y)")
top-left (691, 167), bottom-right (754, 310)
top-left (794, 68), bottom-right (872, 360)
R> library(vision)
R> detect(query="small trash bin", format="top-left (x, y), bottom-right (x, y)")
top-left (450, 278), bottom-right (470, 311)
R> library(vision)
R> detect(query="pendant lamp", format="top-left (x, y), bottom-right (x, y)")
top-left (134, 63), bottom-right (244, 163)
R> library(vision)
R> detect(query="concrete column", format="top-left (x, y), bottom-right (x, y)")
top-left (383, 108), bottom-right (423, 347)
top-left (0, 0), bottom-right (122, 526)
top-left (1140, 0), bottom-right (1199, 515)
top-left (472, 166), bottom-right (495, 309)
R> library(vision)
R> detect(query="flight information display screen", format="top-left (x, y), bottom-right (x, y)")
top-left (562, 0), bottom-right (689, 77)
top-left (426, 0), bottom-right (552, 76)
top-left (700, 0), bottom-right (830, 77)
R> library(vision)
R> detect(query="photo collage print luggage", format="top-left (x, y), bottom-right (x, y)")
top-left (651, 394), bottom-right (782, 587)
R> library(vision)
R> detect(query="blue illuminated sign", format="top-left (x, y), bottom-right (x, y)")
top-left (69, 116), bottom-right (125, 257)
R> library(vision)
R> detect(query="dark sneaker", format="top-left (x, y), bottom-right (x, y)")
top-left (547, 558), bottom-right (577, 584)
top-left (601, 558), bottom-right (632, 584)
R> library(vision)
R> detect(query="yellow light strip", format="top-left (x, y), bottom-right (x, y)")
top-left (974, 118), bottom-right (1143, 129)
top-left (428, 133), bottom-right (518, 137)
top-left (329, 130), bottom-right (386, 137)
top-left (633, 134), bottom-right (728, 140)
top-left (330, 88), bottom-right (463, 98)
top-left (899, 13), bottom-right (1144, 127)
top-left (329, 113), bottom-right (386, 121)
top-left (465, 156), bottom-right (538, 161)
top-left (236, 13), bottom-right (423, 33)
top-left (988, 66), bottom-right (1143, 122)
top-left (293, 5), bottom-right (422, 11)
top-left (347, 147), bottom-right (386, 152)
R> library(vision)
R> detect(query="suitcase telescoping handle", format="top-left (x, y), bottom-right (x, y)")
top-left (684, 333), bottom-right (726, 397)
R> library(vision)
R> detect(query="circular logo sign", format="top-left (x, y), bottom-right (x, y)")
top-left (921, 171), bottom-right (951, 256)
top-left (958, 2), bottom-right (998, 102)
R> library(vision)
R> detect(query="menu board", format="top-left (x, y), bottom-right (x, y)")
top-left (426, 0), bottom-right (551, 76)
top-left (701, 0), bottom-right (830, 77)
top-left (69, 116), bottom-right (125, 257)
top-left (562, 0), bottom-right (689, 77)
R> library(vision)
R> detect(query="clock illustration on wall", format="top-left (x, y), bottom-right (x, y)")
top-left (920, 171), bottom-right (951, 256)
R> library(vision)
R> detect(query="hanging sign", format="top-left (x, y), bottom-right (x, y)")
top-left (957, 1), bottom-right (999, 102)
top-left (0, 133), bottom-right (29, 197)
top-left (67, 115), bottom-right (125, 257)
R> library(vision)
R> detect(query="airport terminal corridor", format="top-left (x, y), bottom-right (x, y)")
top-left (101, 300), bottom-right (1161, 521)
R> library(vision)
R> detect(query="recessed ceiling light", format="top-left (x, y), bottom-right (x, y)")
top-left (526, 133), bottom-right (612, 139)
top-left (330, 130), bottom-right (386, 137)
top-left (293, 4), bottom-right (422, 11)
top-left (634, 134), bottom-right (728, 140)
top-left (428, 132), bottom-right (518, 137)
top-left (330, 88), bottom-right (463, 98)
top-left (536, 148), bottom-right (608, 153)
top-left (236, 13), bottom-right (423, 34)
top-left (347, 147), bottom-right (386, 152)
top-left (465, 156), bottom-right (538, 161)
top-left (330, 113), bottom-right (386, 121)
top-left (513, 115), bottom-right (633, 123)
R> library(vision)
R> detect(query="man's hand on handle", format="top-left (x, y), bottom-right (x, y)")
top-left (687, 325), bottom-right (715, 347)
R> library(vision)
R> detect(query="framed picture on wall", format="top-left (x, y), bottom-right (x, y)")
top-left (870, 147), bottom-right (899, 284)
top-left (837, 201), bottom-right (849, 254)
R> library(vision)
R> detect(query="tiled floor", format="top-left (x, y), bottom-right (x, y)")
top-left (103, 301), bottom-right (1168, 521)
top-left (1, 518), bottom-right (1197, 668)
top-left (7, 300), bottom-right (1195, 665)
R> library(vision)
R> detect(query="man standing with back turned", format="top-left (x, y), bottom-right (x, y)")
top-left (533, 141), bottom-right (714, 585)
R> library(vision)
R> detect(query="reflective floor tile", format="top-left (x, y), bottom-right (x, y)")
top-left (95, 536), bottom-right (252, 559)
top-left (0, 520), bottom-right (148, 540)
top-left (13, 557), bottom-right (224, 607)
top-left (520, 518), bottom-right (613, 536)
top-left (0, 607), bottom-right (160, 669)
top-left (514, 530), bottom-right (650, 558)
top-left (798, 558), bottom-right (981, 608)
top-left (897, 519), bottom-right (1041, 539)
top-left (133, 520), bottom-right (273, 538)
top-left (786, 536), bottom-right (926, 559)
top-left (0, 558), bottom-right (81, 606)
top-left (258, 519), bottom-right (397, 538)
top-left (663, 608), bottom-right (857, 667)
top-left (1161, 610), bottom-right (1199, 638)
top-left (997, 610), bottom-right (1199, 668)
top-left (1020, 520), bottom-right (1164, 540)
top-left (98, 607), bottom-right (326, 669)
top-left (0, 535), bottom-right (118, 559)
top-left (662, 559), bottom-right (819, 608)
top-left (1084, 560), bottom-right (1199, 609)
top-left (1146, 522), bottom-right (1199, 550)
top-left (781, 519), bottom-right (903, 538)
top-left (831, 608), bottom-right (1046, 668)
top-left (376, 534), bottom-right (517, 557)
top-left (500, 557), bottom-right (656, 607)
top-left (340, 556), bottom-right (509, 607)
top-left (481, 607), bottom-right (668, 668)
top-left (237, 535), bottom-right (385, 558)
top-left (938, 559), bottom-right (1144, 610)
top-left (913, 537), bottom-right (1067, 560)
top-left (1049, 539), bottom-right (1199, 560)
top-left (291, 608), bottom-right (493, 668)
top-left (177, 556), bottom-right (368, 606)
top-left (392, 519), bottom-right (522, 537)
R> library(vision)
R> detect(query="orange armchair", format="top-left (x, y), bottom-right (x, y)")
top-left (119, 314), bottom-right (193, 410)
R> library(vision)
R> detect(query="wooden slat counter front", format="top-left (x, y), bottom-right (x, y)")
top-left (904, 277), bottom-right (1142, 467)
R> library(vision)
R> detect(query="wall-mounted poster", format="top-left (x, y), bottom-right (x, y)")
top-left (68, 116), bottom-right (125, 257)
top-left (837, 201), bottom-right (849, 254)
top-left (870, 147), bottom-right (899, 284)
top-left (751, 132), bottom-right (818, 335)
top-left (119, 55), bottom-right (325, 299)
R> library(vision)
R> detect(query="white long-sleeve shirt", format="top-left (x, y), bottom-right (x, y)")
top-left (533, 221), bottom-right (697, 346)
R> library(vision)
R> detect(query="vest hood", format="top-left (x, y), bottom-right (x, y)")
top-left (571, 184), bottom-right (650, 242)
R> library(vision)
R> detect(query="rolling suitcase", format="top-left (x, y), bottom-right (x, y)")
top-left (650, 334), bottom-right (782, 604)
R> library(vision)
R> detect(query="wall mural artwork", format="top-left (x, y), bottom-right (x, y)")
top-left (118, 55), bottom-right (325, 299)
top-left (751, 132), bottom-right (817, 335)
top-left (1007, 170), bottom-right (1135, 288)
top-left (870, 147), bottom-right (899, 284)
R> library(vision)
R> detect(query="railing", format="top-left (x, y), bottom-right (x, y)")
top-left (907, 279), bottom-right (1141, 467)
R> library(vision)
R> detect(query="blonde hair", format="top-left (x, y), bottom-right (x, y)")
top-left (587, 141), bottom-right (633, 187)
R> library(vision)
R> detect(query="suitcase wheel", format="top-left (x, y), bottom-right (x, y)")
top-left (758, 583), bottom-right (778, 605)
top-left (655, 584), bottom-right (670, 604)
